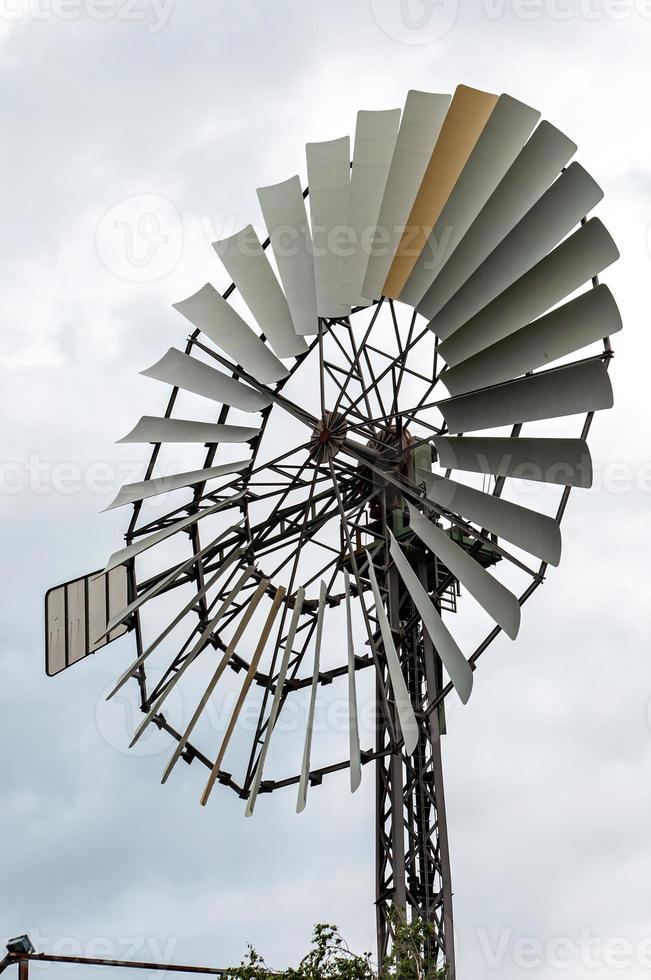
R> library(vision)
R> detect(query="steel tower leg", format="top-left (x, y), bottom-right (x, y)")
top-left (375, 562), bottom-right (455, 977)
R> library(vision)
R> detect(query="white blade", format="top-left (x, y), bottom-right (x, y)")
top-left (401, 94), bottom-right (540, 308)
top-left (257, 175), bottom-right (318, 336)
top-left (344, 571), bottom-right (362, 793)
top-left (430, 162), bottom-right (604, 343)
top-left (133, 572), bottom-right (264, 753)
top-left (389, 532), bottom-right (474, 703)
top-left (438, 359), bottom-right (613, 434)
top-left (117, 417), bottom-right (259, 445)
top-left (306, 137), bottom-right (351, 319)
top-left (104, 460), bottom-right (249, 511)
top-left (341, 108), bottom-right (401, 308)
top-left (421, 471), bottom-right (561, 566)
top-left (246, 588), bottom-right (306, 817)
top-left (434, 437), bottom-right (593, 488)
top-left (99, 521), bottom-right (242, 639)
top-left (141, 348), bottom-right (272, 412)
top-left (106, 550), bottom-right (248, 703)
top-left (297, 581), bottom-right (327, 813)
top-left (173, 283), bottom-right (289, 383)
top-left (406, 505), bottom-right (521, 639)
top-left (212, 225), bottom-right (308, 359)
top-left (104, 496), bottom-right (242, 572)
top-left (438, 220), bottom-right (620, 367)
top-left (362, 90), bottom-right (451, 302)
top-left (417, 120), bottom-right (577, 320)
top-left (201, 586), bottom-right (287, 807)
top-left (366, 553), bottom-right (419, 755)
top-left (442, 284), bottom-right (622, 396)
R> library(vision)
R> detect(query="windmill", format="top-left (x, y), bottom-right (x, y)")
top-left (44, 85), bottom-right (620, 978)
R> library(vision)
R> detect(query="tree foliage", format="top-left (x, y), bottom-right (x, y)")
top-left (224, 915), bottom-right (447, 979)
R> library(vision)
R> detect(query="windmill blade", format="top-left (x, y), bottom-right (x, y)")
top-left (438, 358), bottom-right (613, 434)
top-left (439, 219), bottom-right (619, 367)
top-left (416, 120), bottom-right (577, 320)
top-left (341, 108), bottom-right (401, 309)
top-left (212, 225), bottom-right (308, 359)
top-left (131, 569), bottom-right (261, 749)
top-left (389, 532), bottom-right (474, 703)
top-left (421, 471), bottom-right (561, 566)
top-left (406, 505), bottom-right (521, 639)
top-left (434, 437), bottom-right (593, 488)
top-left (117, 417), bottom-right (259, 445)
top-left (383, 84), bottom-right (499, 299)
top-left (401, 94), bottom-right (540, 308)
top-left (173, 283), bottom-right (289, 384)
top-left (141, 348), bottom-right (272, 412)
top-left (104, 495), bottom-right (242, 572)
top-left (442, 284), bottom-right (622, 396)
top-left (98, 520), bottom-right (243, 641)
top-left (344, 571), bottom-right (362, 793)
top-left (361, 89), bottom-right (451, 302)
top-left (306, 136), bottom-right (351, 319)
top-left (246, 587), bottom-right (306, 817)
top-left (366, 553), bottom-right (419, 755)
top-left (257, 175), bottom-right (318, 336)
top-left (430, 163), bottom-right (604, 343)
top-left (201, 585), bottom-right (287, 807)
top-left (297, 580), bottom-right (327, 813)
top-left (104, 547), bottom-right (247, 700)
top-left (104, 460), bottom-right (250, 511)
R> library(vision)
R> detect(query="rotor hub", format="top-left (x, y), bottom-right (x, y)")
top-left (308, 411), bottom-right (347, 463)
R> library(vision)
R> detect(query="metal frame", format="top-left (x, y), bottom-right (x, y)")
top-left (108, 193), bottom-right (613, 977)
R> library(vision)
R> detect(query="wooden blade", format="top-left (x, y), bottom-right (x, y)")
top-left (130, 568), bottom-right (259, 749)
top-left (201, 585), bottom-right (286, 806)
top-left (246, 588), bottom-right (306, 817)
top-left (160, 576), bottom-right (268, 785)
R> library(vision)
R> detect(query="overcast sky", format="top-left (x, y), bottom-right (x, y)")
top-left (1, 1), bottom-right (651, 978)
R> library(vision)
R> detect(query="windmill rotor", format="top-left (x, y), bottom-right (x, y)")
top-left (44, 84), bottom-right (620, 978)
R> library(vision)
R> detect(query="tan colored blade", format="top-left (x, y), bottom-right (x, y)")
top-left (201, 585), bottom-right (286, 806)
top-left (159, 578), bottom-right (269, 783)
top-left (383, 85), bottom-right (498, 298)
top-left (129, 567), bottom-right (258, 748)
top-left (246, 588), bottom-right (306, 817)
